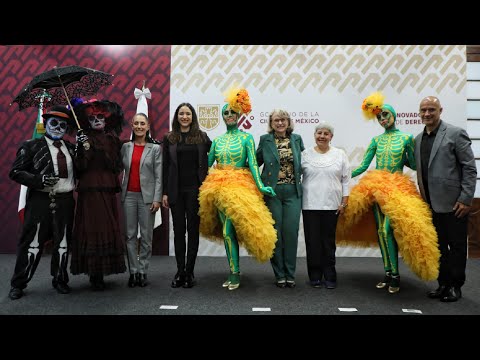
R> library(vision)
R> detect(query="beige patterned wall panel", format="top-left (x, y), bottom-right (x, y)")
top-left (172, 45), bottom-right (466, 95)
top-left (171, 45), bottom-right (466, 258)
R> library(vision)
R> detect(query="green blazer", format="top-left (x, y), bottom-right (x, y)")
top-left (256, 132), bottom-right (305, 197)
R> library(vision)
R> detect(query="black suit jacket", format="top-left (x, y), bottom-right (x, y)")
top-left (9, 136), bottom-right (76, 191)
top-left (162, 132), bottom-right (211, 206)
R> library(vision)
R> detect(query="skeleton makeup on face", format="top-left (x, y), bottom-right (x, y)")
top-left (45, 117), bottom-right (68, 140)
top-left (376, 109), bottom-right (394, 129)
top-left (88, 113), bottom-right (106, 130)
top-left (222, 104), bottom-right (239, 126)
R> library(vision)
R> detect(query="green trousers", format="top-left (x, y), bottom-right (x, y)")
top-left (264, 184), bottom-right (302, 281)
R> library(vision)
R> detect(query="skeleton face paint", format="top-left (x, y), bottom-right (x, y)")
top-left (45, 117), bottom-right (68, 140)
top-left (376, 110), bottom-right (395, 129)
top-left (222, 106), bottom-right (238, 127)
top-left (88, 113), bottom-right (106, 130)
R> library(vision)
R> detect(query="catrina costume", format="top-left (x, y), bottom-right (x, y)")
top-left (69, 99), bottom-right (127, 290)
top-left (336, 92), bottom-right (439, 293)
top-left (198, 87), bottom-right (277, 290)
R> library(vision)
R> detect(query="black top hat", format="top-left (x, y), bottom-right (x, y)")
top-left (42, 105), bottom-right (73, 123)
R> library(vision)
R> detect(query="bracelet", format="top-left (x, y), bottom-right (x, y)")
top-left (341, 203), bottom-right (348, 208)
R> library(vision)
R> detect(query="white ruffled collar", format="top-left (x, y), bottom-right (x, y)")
top-left (303, 146), bottom-right (341, 167)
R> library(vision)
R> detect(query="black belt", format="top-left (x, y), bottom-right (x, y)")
top-left (33, 191), bottom-right (73, 199)
top-left (49, 191), bottom-right (74, 199)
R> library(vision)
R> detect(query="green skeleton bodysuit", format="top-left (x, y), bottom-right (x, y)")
top-left (199, 105), bottom-right (276, 290)
top-left (352, 113), bottom-right (416, 279)
top-left (209, 126), bottom-right (270, 274)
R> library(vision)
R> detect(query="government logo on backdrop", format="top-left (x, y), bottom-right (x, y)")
top-left (198, 105), bottom-right (220, 131)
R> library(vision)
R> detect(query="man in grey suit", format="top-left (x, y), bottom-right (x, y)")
top-left (415, 96), bottom-right (477, 302)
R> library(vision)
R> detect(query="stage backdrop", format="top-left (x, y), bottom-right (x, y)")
top-left (170, 45), bottom-right (467, 257)
top-left (0, 45), bottom-right (467, 257)
top-left (0, 45), bottom-right (171, 253)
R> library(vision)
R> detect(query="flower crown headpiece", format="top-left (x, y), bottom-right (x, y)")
top-left (224, 85), bottom-right (252, 115)
top-left (361, 91), bottom-right (385, 120)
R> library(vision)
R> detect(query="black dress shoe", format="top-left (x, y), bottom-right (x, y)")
top-left (128, 274), bottom-right (137, 288)
top-left (138, 274), bottom-right (148, 287)
top-left (440, 287), bottom-right (462, 302)
top-left (8, 287), bottom-right (24, 300)
top-left (427, 285), bottom-right (447, 299)
top-left (171, 273), bottom-right (185, 288)
top-left (53, 282), bottom-right (71, 294)
top-left (183, 274), bottom-right (196, 288)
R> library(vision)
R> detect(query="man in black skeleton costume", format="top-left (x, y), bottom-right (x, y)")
top-left (8, 105), bottom-right (76, 300)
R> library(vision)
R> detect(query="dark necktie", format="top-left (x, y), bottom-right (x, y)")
top-left (53, 141), bottom-right (68, 178)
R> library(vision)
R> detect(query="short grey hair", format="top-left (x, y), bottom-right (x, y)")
top-left (315, 121), bottom-right (334, 135)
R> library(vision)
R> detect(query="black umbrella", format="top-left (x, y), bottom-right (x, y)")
top-left (12, 65), bottom-right (114, 129)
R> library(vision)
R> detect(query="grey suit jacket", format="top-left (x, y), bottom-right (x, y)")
top-left (121, 142), bottom-right (162, 204)
top-left (415, 120), bottom-right (477, 212)
top-left (256, 132), bottom-right (305, 197)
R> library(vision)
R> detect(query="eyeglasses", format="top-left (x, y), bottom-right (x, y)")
top-left (273, 118), bottom-right (287, 123)
top-left (48, 118), bottom-right (67, 129)
top-left (223, 110), bottom-right (237, 116)
top-left (88, 114), bottom-right (106, 122)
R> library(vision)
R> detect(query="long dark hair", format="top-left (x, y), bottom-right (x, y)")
top-left (129, 113), bottom-right (159, 144)
top-left (167, 102), bottom-right (207, 144)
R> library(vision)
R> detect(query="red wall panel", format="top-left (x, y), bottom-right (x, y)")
top-left (0, 45), bottom-right (171, 254)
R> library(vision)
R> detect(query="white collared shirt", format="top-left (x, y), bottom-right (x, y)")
top-left (42, 137), bottom-right (75, 193)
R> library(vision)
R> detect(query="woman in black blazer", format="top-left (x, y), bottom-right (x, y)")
top-left (162, 103), bottom-right (211, 288)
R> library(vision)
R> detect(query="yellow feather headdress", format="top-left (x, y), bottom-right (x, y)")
top-left (361, 91), bottom-right (384, 120)
top-left (223, 85), bottom-right (252, 115)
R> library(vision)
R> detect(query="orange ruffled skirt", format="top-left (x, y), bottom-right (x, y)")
top-left (336, 170), bottom-right (440, 281)
top-left (198, 166), bottom-right (277, 262)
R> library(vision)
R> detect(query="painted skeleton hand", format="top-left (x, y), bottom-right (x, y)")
top-left (76, 130), bottom-right (89, 144)
top-left (42, 174), bottom-right (60, 187)
top-left (75, 129), bottom-right (90, 152)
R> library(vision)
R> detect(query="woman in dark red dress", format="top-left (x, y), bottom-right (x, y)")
top-left (70, 99), bottom-right (126, 290)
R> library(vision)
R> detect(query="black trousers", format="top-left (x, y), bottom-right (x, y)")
top-left (302, 210), bottom-right (338, 282)
top-left (11, 191), bottom-right (74, 289)
top-left (170, 188), bottom-right (200, 275)
top-left (432, 211), bottom-right (468, 288)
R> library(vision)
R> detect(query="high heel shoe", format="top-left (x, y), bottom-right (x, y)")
top-left (228, 273), bottom-right (240, 291)
top-left (376, 271), bottom-right (392, 289)
top-left (183, 274), bottom-right (196, 288)
top-left (138, 273), bottom-right (148, 287)
top-left (171, 273), bottom-right (185, 288)
top-left (128, 274), bottom-right (137, 288)
top-left (388, 275), bottom-right (400, 294)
